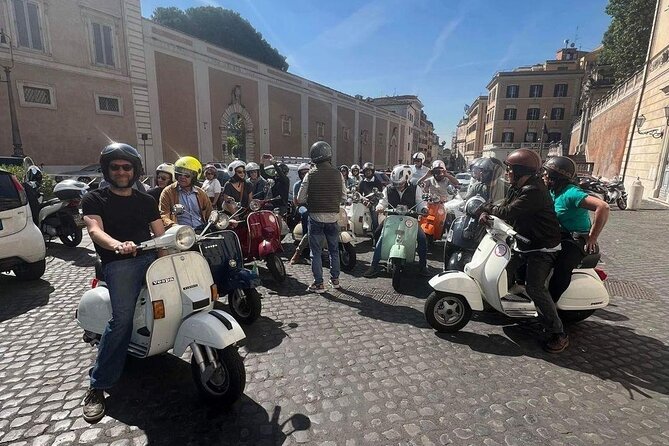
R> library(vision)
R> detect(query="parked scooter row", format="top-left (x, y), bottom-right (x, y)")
top-left (579, 175), bottom-right (628, 210)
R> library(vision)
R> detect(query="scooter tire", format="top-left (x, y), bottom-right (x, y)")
top-left (558, 309), bottom-right (595, 325)
top-left (391, 259), bottom-right (403, 292)
top-left (616, 197), bottom-right (627, 210)
top-left (59, 215), bottom-right (82, 247)
top-left (227, 288), bottom-right (262, 325)
top-left (424, 291), bottom-right (471, 333)
top-left (339, 242), bottom-right (356, 271)
top-left (191, 345), bottom-right (245, 405)
top-left (266, 253), bottom-right (286, 283)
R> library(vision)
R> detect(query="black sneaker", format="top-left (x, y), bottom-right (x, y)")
top-left (363, 265), bottom-right (381, 278)
top-left (83, 388), bottom-right (105, 424)
top-left (543, 333), bottom-right (569, 354)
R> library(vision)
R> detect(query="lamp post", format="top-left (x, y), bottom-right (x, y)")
top-left (0, 29), bottom-right (23, 158)
top-left (539, 111), bottom-right (548, 160)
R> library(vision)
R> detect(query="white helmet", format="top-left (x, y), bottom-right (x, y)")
top-left (156, 163), bottom-right (175, 179)
top-left (246, 162), bottom-right (260, 172)
top-left (351, 164), bottom-right (361, 173)
top-left (412, 152), bottom-right (426, 162)
top-left (228, 160), bottom-right (246, 175)
top-left (298, 162), bottom-right (311, 172)
top-left (390, 164), bottom-right (413, 188)
top-left (431, 160), bottom-right (446, 170)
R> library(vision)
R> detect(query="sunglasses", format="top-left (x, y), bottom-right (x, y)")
top-left (175, 172), bottom-right (192, 179)
top-left (109, 164), bottom-right (133, 172)
top-left (157, 175), bottom-right (171, 181)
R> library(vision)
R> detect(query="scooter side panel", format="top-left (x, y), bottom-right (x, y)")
top-left (465, 235), bottom-right (507, 313)
top-left (428, 271), bottom-right (485, 311)
top-left (556, 270), bottom-right (610, 310)
top-left (77, 287), bottom-right (112, 335)
top-left (172, 309), bottom-right (246, 357)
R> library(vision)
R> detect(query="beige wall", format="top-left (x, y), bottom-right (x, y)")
top-left (374, 117), bottom-right (388, 167)
top-left (359, 113), bottom-right (373, 165)
top-left (649, 0), bottom-right (669, 59)
top-left (308, 97), bottom-right (332, 147)
top-left (209, 67), bottom-right (259, 161)
top-left (268, 85), bottom-right (301, 157)
top-left (337, 106), bottom-right (355, 165)
top-left (154, 51), bottom-right (198, 162)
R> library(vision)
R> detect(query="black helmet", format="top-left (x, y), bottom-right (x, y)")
top-left (471, 157), bottom-right (504, 183)
top-left (543, 156), bottom-right (576, 181)
top-left (100, 143), bottom-right (143, 185)
top-left (310, 141), bottom-right (332, 164)
top-left (362, 162), bottom-right (374, 173)
top-left (278, 163), bottom-right (289, 175)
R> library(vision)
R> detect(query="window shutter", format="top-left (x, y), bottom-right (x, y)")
top-left (92, 23), bottom-right (105, 64)
top-left (26, 2), bottom-right (43, 50)
top-left (13, 0), bottom-right (30, 47)
top-left (102, 24), bottom-right (114, 66)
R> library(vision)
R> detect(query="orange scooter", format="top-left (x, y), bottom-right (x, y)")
top-left (419, 194), bottom-right (447, 246)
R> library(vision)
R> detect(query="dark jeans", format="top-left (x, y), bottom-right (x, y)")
top-left (90, 253), bottom-right (155, 389)
top-left (308, 218), bottom-right (340, 284)
top-left (369, 206), bottom-right (379, 233)
top-left (507, 251), bottom-right (564, 335)
top-left (548, 241), bottom-right (585, 302)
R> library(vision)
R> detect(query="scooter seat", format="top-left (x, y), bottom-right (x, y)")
top-left (578, 252), bottom-right (601, 268)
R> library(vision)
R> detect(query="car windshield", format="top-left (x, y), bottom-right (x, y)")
top-left (0, 172), bottom-right (22, 212)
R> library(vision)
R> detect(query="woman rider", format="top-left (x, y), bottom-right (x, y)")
top-left (147, 163), bottom-right (174, 203)
top-left (222, 160), bottom-right (253, 216)
top-left (543, 156), bottom-right (610, 302)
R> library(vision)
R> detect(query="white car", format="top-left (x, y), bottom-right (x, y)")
top-left (455, 173), bottom-right (472, 191)
top-left (0, 169), bottom-right (46, 280)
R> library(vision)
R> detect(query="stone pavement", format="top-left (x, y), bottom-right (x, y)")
top-left (1, 202), bottom-right (669, 445)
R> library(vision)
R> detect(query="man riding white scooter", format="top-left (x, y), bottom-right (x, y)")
top-left (358, 162), bottom-right (383, 234)
top-left (364, 165), bottom-right (430, 278)
top-left (476, 148), bottom-right (568, 353)
top-left (80, 143), bottom-right (165, 423)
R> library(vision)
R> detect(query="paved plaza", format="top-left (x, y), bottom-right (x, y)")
top-left (1, 202), bottom-right (669, 445)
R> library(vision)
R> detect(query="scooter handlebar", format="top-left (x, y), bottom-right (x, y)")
top-left (514, 233), bottom-right (531, 245)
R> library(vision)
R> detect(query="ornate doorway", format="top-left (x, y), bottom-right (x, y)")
top-left (219, 85), bottom-right (255, 162)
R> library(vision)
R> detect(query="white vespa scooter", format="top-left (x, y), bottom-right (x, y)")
top-left (346, 187), bottom-right (377, 239)
top-left (424, 202), bottom-right (609, 333)
top-left (76, 212), bottom-right (247, 405)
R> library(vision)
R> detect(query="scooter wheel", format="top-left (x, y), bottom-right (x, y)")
top-left (191, 345), bottom-right (245, 405)
top-left (424, 292), bottom-right (471, 333)
top-left (266, 253), bottom-right (286, 283)
top-left (558, 309), bottom-right (595, 325)
top-left (339, 242), bottom-right (356, 271)
top-left (227, 288), bottom-right (262, 325)
top-left (616, 197), bottom-right (627, 210)
top-left (391, 259), bottom-right (403, 292)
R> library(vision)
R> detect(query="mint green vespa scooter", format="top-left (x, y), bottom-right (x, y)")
top-left (379, 201), bottom-right (422, 291)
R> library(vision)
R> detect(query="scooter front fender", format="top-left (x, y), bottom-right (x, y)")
top-left (339, 231), bottom-right (354, 244)
top-left (389, 243), bottom-right (406, 261)
top-left (428, 270), bottom-right (484, 311)
top-left (173, 310), bottom-right (246, 357)
top-left (77, 286), bottom-right (111, 335)
top-left (258, 238), bottom-right (282, 257)
top-left (224, 268), bottom-right (261, 292)
top-left (556, 270), bottom-right (609, 310)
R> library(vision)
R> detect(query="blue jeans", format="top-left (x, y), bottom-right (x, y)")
top-left (371, 222), bottom-right (427, 269)
top-left (308, 218), bottom-right (340, 285)
top-left (369, 206), bottom-right (379, 233)
top-left (90, 253), bottom-right (155, 389)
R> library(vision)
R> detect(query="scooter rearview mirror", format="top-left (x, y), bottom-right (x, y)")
top-left (172, 204), bottom-right (185, 215)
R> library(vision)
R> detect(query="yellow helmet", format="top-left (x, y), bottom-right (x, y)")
top-left (174, 156), bottom-right (202, 179)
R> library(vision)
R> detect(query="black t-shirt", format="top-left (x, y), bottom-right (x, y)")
top-left (82, 188), bottom-right (161, 265)
top-left (223, 180), bottom-right (251, 209)
top-left (272, 176), bottom-right (289, 207)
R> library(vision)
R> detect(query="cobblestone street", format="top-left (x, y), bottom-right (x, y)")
top-left (1, 202), bottom-right (669, 445)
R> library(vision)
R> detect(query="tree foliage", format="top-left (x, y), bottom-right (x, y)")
top-left (599, 0), bottom-right (655, 81)
top-left (151, 6), bottom-right (288, 71)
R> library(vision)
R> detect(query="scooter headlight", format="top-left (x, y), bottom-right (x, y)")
top-left (174, 226), bottom-right (196, 250)
top-left (215, 214), bottom-right (230, 230)
top-left (250, 200), bottom-right (261, 212)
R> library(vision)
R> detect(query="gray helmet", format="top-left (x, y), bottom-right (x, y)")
top-left (544, 156), bottom-right (576, 181)
top-left (471, 157), bottom-right (504, 183)
top-left (310, 141), bottom-right (332, 164)
top-left (362, 162), bottom-right (374, 173)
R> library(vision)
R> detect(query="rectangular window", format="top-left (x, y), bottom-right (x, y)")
top-left (503, 108), bottom-right (517, 120)
top-left (526, 108), bottom-right (541, 120)
top-left (91, 22), bottom-right (115, 67)
top-left (553, 84), bottom-right (568, 97)
top-left (502, 132), bottom-right (514, 143)
top-left (13, 0), bottom-right (44, 51)
top-left (316, 122), bottom-right (325, 139)
top-left (95, 94), bottom-right (122, 115)
top-left (506, 85), bottom-right (519, 98)
top-left (550, 107), bottom-right (565, 120)
top-left (281, 115), bottom-right (292, 136)
top-left (525, 132), bottom-right (537, 142)
top-left (529, 84), bottom-right (543, 98)
top-left (23, 85), bottom-right (50, 104)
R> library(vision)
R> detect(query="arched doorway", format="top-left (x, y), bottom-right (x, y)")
top-left (219, 86), bottom-right (255, 162)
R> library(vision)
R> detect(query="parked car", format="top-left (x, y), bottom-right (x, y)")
top-left (0, 156), bottom-right (35, 169)
top-left (0, 168), bottom-right (46, 280)
top-left (55, 163), bottom-right (103, 186)
top-left (455, 172), bottom-right (472, 190)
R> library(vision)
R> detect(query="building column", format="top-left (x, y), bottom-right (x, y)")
top-left (386, 119), bottom-right (391, 167)
top-left (371, 117), bottom-right (377, 165)
top-left (354, 110), bottom-right (360, 165)
top-left (258, 79), bottom-right (269, 159)
top-left (301, 94), bottom-right (309, 157)
top-left (193, 46), bottom-right (213, 162)
top-left (144, 46), bottom-right (163, 168)
top-left (331, 102), bottom-right (338, 165)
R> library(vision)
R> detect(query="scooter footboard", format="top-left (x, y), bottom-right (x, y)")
top-left (428, 271), bottom-right (485, 311)
top-left (556, 270), bottom-right (609, 310)
top-left (173, 310), bottom-right (246, 357)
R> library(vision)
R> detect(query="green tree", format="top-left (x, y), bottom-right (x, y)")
top-left (599, 0), bottom-right (655, 81)
top-left (151, 6), bottom-right (288, 71)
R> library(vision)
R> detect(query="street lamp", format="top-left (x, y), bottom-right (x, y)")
top-left (539, 111), bottom-right (548, 159)
top-left (0, 29), bottom-right (23, 158)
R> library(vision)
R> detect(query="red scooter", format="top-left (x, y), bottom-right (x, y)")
top-left (232, 198), bottom-right (287, 283)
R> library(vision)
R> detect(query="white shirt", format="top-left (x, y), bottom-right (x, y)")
top-left (201, 178), bottom-right (222, 198)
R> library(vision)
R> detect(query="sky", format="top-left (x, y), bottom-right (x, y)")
top-left (140, 0), bottom-right (612, 142)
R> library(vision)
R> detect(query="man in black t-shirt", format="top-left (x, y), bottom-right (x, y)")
top-left (79, 143), bottom-right (164, 424)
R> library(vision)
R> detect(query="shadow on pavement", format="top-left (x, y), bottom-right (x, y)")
top-left (240, 316), bottom-right (298, 354)
top-left (0, 276), bottom-right (54, 323)
top-left (323, 287), bottom-right (431, 329)
top-left (105, 354), bottom-right (310, 445)
top-left (46, 243), bottom-right (97, 267)
top-left (261, 274), bottom-right (309, 297)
